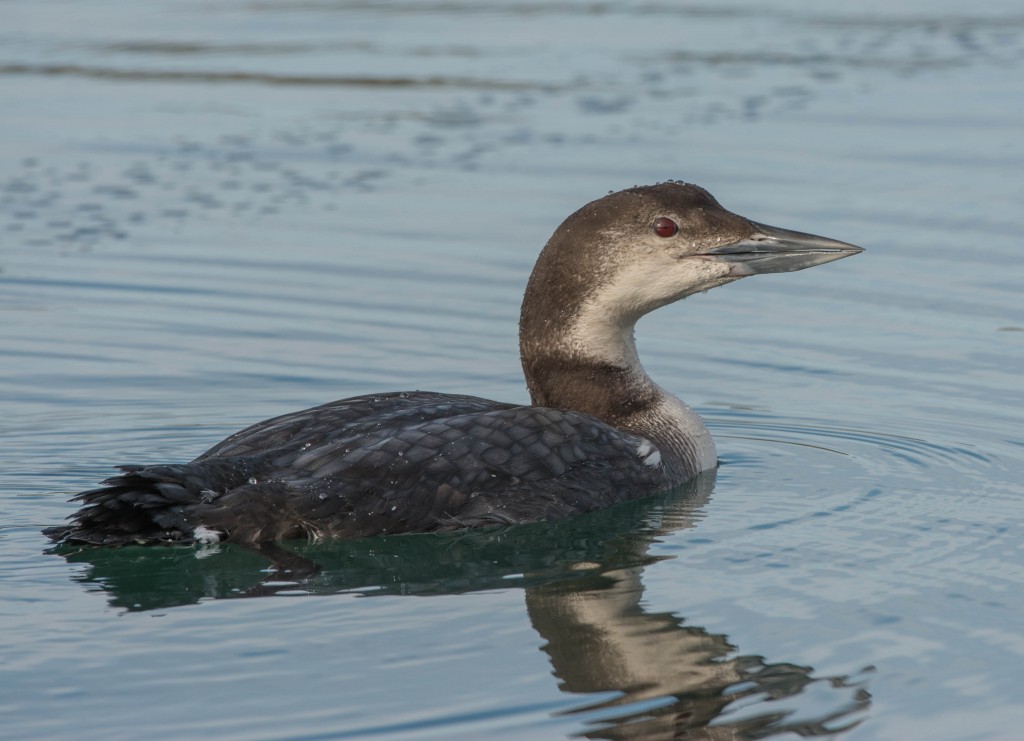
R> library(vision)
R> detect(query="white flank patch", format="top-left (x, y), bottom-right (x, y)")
top-left (636, 439), bottom-right (662, 467)
top-left (193, 525), bottom-right (223, 544)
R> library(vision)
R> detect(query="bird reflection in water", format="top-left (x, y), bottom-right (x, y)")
top-left (529, 563), bottom-right (870, 739)
top-left (47, 471), bottom-right (871, 738)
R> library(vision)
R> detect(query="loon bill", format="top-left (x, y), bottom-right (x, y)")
top-left (44, 182), bottom-right (862, 546)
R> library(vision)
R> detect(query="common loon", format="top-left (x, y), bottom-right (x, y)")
top-left (44, 182), bottom-right (861, 546)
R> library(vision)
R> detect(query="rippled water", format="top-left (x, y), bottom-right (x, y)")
top-left (2, 1), bottom-right (1023, 739)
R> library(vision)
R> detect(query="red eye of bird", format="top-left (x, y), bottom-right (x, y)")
top-left (653, 217), bottom-right (678, 238)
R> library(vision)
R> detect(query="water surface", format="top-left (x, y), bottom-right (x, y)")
top-left (2, 1), bottom-right (1023, 739)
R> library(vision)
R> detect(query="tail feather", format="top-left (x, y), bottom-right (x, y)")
top-left (46, 461), bottom-right (250, 547)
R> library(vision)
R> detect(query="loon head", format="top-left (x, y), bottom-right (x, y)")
top-left (522, 182), bottom-right (862, 340)
top-left (519, 182), bottom-right (863, 406)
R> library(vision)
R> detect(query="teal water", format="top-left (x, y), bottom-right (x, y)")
top-left (2, 2), bottom-right (1023, 738)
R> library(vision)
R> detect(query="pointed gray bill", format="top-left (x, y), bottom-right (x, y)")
top-left (704, 220), bottom-right (864, 276)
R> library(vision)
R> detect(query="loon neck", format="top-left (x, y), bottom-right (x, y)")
top-left (520, 304), bottom-right (653, 419)
top-left (520, 290), bottom-right (716, 481)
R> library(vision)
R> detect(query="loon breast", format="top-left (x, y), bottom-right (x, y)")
top-left (44, 182), bottom-right (861, 546)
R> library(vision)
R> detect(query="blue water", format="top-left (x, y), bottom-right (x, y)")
top-left (2, 2), bottom-right (1023, 738)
